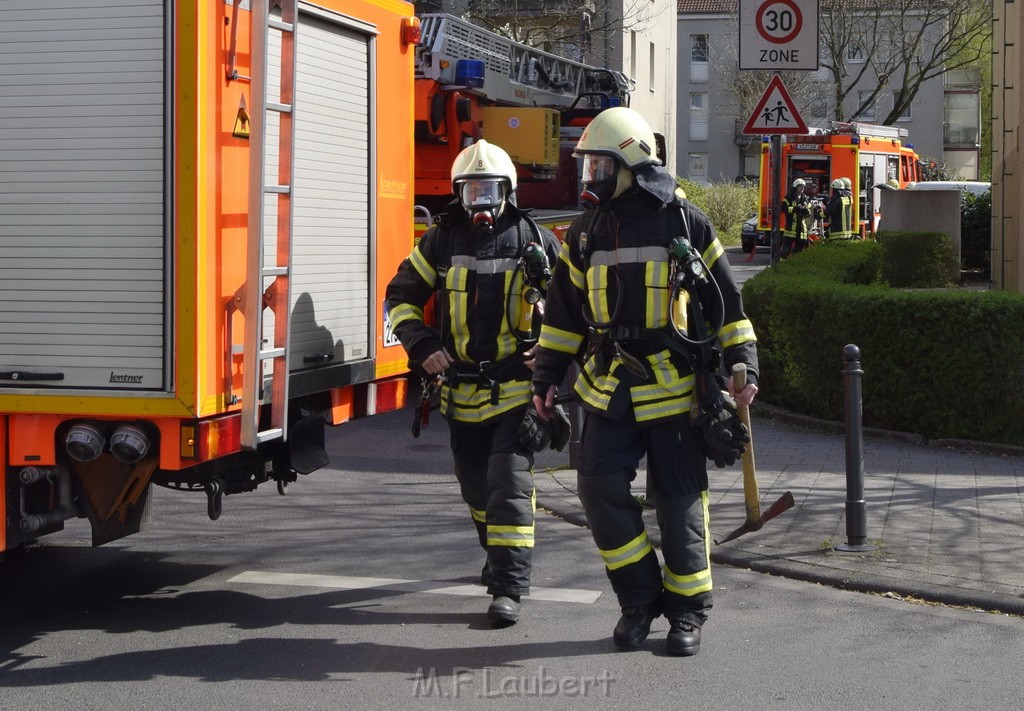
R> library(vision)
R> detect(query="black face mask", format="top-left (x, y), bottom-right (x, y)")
top-left (470, 208), bottom-right (496, 234)
top-left (580, 178), bottom-right (618, 209)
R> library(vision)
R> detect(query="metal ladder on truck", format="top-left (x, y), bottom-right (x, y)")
top-left (241, 0), bottom-right (297, 449)
top-left (416, 13), bottom-right (632, 109)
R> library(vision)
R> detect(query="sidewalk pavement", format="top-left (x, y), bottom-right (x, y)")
top-left (532, 405), bottom-right (1024, 617)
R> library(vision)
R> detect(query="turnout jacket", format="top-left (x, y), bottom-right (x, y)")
top-left (532, 166), bottom-right (758, 425)
top-left (781, 191), bottom-right (812, 239)
top-left (386, 202), bottom-right (560, 425)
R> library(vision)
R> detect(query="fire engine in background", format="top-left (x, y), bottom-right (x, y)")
top-left (756, 122), bottom-right (922, 245)
top-left (412, 13), bottom-right (634, 239)
top-left (0, 0), bottom-right (417, 556)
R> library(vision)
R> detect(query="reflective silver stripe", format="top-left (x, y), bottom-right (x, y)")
top-left (469, 506), bottom-right (486, 523)
top-left (538, 324), bottom-right (585, 354)
top-left (409, 246), bottom-right (436, 285)
top-left (589, 246), bottom-right (668, 266)
top-left (645, 260), bottom-right (668, 328)
top-left (599, 531), bottom-right (653, 570)
top-left (718, 319), bottom-right (756, 348)
top-left (451, 255), bottom-right (519, 274)
top-left (702, 238), bottom-right (725, 269)
top-left (388, 302), bottom-right (423, 329)
top-left (447, 266), bottom-right (470, 360)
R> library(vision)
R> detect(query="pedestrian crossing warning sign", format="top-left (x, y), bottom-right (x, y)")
top-left (233, 95), bottom-right (250, 139)
top-left (742, 75), bottom-right (808, 135)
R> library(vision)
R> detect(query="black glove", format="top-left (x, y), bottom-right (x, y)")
top-left (696, 403), bottom-right (749, 468)
top-left (549, 405), bottom-right (571, 452)
top-left (518, 405), bottom-right (552, 453)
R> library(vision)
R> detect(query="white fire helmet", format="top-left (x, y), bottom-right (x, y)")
top-left (574, 107), bottom-right (660, 207)
top-left (792, 178), bottom-right (806, 188)
top-left (450, 140), bottom-right (517, 232)
top-left (831, 179), bottom-right (844, 189)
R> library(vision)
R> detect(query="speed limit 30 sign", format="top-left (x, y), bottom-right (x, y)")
top-left (739, 0), bottom-right (818, 70)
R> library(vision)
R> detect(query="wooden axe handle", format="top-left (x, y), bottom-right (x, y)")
top-left (732, 363), bottom-right (760, 524)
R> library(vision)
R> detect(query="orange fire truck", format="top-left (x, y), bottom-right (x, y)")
top-left (0, 0), bottom-right (417, 555)
top-left (756, 122), bottom-right (922, 243)
top-left (411, 13), bottom-right (633, 238)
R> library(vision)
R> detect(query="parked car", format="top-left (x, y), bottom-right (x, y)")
top-left (741, 215), bottom-right (771, 253)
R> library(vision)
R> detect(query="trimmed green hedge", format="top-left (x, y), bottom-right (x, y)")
top-left (743, 240), bottom-right (1024, 446)
top-left (877, 231), bottom-right (957, 288)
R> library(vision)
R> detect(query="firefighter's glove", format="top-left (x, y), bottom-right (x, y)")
top-left (698, 404), bottom-right (749, 468)
top-left (549, 405), bottom-right (571, 452)
top-left (518, 405), bottom-right (552, 453)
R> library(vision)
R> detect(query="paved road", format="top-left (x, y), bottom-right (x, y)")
top-left (3, 405), bottom-right (1024, 710)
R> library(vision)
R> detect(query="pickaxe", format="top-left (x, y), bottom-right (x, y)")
top-left (715, 363), bottom-right (795, 544)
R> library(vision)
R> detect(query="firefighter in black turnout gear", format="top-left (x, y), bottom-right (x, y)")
top-left (385, 140), bottom-right (560, 626)
top-left (530, 107), bottom-right (759, 656)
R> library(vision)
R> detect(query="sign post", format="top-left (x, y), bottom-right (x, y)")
top-left (739, 0), bottom-right (819, 71)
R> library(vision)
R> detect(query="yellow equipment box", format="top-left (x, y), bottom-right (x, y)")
top-left (480, 107), bottom-right (560, 170)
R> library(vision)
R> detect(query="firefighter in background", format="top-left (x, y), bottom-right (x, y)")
top-left (840, 176), bottom-right (858, 237)
top-left (825, 178), bottom-right (853, 239)
top-left (529, 107), bottom-right (759, 656)
top-left (385, 140), bottom-right (560, 626)
top-left (780, 178), bottom-right (817, 258)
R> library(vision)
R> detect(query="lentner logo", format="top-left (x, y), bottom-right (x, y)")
top-left (110, 372), bottom-right (144, 384)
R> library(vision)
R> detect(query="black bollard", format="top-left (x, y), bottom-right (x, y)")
top-left (837, 344), bottom-right (876, 552)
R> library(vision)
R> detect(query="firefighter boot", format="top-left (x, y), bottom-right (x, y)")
top-left (488, 595), bottom-right (521, 625)
top-left (479, 561), bottom-right (493, 587)
top-left (666, 619), bottom-right (701, 656)
top-left (612, 595), bottom-right (664, 650)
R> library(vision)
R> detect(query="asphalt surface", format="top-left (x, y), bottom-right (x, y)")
top-left (531, 405), bottom-right (1024, 617)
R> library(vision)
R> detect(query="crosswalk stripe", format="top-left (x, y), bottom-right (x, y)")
top-left (228, 570), bottom-right (602, 604)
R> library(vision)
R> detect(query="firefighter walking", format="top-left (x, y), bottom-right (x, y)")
top-left (385, 140), bottom-right (560, 625)
top-left (529, 107), bottom-right (759, 656)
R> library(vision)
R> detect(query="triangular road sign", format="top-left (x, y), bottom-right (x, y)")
top-left (742, 75), bottom-right (808, 135)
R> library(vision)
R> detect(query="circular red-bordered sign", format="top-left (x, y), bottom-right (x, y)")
top-left (755, 0), bottom-right (803, 45)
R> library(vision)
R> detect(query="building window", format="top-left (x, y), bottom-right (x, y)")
top-left (893, 92), bottom-right (911, 122)
top-left (690, 34), bottom-right (709, 83)
top-left (688, 153), bottom-right (708, 181)
top-left (944, 91), bottom-right (980, 145)
top-left (847, 36), bottom-right (866, 64)
top-left (857, 91), bottom-right (876, 121)
top-left (689, 92), bottom-right (708, 141)
top-left (649, 42), bottom-right (655, 90)
top-left (629, 31), bottom-right (637, 81)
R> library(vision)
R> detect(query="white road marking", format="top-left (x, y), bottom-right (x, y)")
top-left (228, 570), bottom-right (602, 604)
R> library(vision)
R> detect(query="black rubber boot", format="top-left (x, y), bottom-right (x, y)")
top-left (666, 619), bottom-right (701, 656)
top-left (487, 595), bottom-right (521, 625)
top-left (612, 596), bottom-right (664, 650)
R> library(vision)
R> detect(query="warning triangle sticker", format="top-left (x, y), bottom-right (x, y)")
top-left (742, 75), bottom-right (808, 135)
top-left (233, 94), bottom-right (250, 139)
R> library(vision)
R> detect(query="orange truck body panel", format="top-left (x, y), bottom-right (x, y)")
top-left (0, 0), bottom-right (415, 551)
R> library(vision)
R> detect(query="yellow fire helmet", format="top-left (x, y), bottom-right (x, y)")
top-left (450, 139), bottom-right (517, 193)
top-left (573, 106), bottom-right (660, 169)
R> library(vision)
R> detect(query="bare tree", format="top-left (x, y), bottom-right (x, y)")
top-left (819, 0), bottom-right (992, 124)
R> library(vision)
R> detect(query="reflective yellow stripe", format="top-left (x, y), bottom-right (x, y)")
top-left (538, 324), bottom-right (585, 354)
top-left (718, 319), bottom-right (757, 348)
top-left (495, 270), bottom-right (518, 359)
top-left (559, 241), bottom-right (585, 289)
top-left (488, 525), bottom-right (535, 547)
top-left (469, 506), bottom-right (486, 523)
top-left (588, 265), bottom-right (611, 323)
top-left (409, 246), bottom-right (436, 285)
top-left (599, 531), bottom-right (653, 570)
top-left (663, 491), bottom-right (712, 596)
top-left (634, 397), bottom-right (691, 422)
top-left (440, 381), bottom-right (532, 423)
top-left (645, 261), bottom-right (668, 328)
top-left (702, 238), bottom-right (725, 270)
top-left (575, 358), bottom-right (619, 410)
top-left (388, 302), bottom-right (423, 330)
top-left (447, 266), bottom-right (470, 360)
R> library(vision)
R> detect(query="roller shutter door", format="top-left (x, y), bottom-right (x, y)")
top-left (0, 0), bottom-right (168, 392)
top-left (265, 10), bottom-right (372, 374)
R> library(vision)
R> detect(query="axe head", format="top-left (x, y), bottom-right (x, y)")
top-left (715, 491), bottom-right (795, 544)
